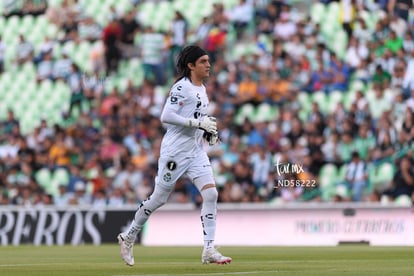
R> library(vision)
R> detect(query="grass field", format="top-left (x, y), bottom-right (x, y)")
top-left (0, 245), bottom-right (413, 276)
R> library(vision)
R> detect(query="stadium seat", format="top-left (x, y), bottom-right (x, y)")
top-left (53, 168), bottom-right (70, 187)
top-left (327, 91), bottom-right (343, 114)
top-left (368, 162), bottom-right (395, 191)
top-left (342, 90), bottom-right (357, 109)
top-left (254, 103), bottom-right (277, 122)
top-left (19, 15), bottom-right (34, 34)
top-left (319, 163), bottom-right (341, 201)
top-left (297, 92), bottom-right (311, 110)
top-left (35, 168), bottom-right (53, 192)
top-left (310, 2), bottom-right (326, 23)
top-left (349, 79), bottom-right (366, 93)
top-left (394, 195), bottom-right (412, 206)
top-left (319, 163), bottom-right (338, 187)
top-left (0, 16), bottom-right (5, 33)
top-left (312, 91), bottom-right (329, 113)
top-left (234, 103), bottom-right (255, 125)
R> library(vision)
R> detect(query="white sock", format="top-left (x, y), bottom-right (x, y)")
top-left (204, 240), bottom-right (214, 249)
top-left (200, 187), bottom-right (218, 249)
top-left (125, 185), bottom-right (172, 242)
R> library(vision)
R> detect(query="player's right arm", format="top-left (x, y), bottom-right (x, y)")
top-left (160, 83), bottom-right (217, 134)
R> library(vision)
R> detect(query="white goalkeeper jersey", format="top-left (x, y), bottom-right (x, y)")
top-left (160, 77), bottom-right (210, 157)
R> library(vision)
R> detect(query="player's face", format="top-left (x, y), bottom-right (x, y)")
top-left (192, 55), bottom-right (211, 80)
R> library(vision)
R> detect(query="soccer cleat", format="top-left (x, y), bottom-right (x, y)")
top-left (117, 233), bottom-right (134, 266)
top-left (202, 247), bottom-right (232, 264)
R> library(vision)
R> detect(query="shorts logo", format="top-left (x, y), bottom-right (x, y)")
top-left (163, 172), bottom-right (172, 182)
top-left (166, 161), bottom-right (177, 171)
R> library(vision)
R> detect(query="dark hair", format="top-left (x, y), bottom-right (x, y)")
top-left (175, 45), bottom-right (208, 83)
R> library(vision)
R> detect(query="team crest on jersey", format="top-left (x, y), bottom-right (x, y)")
top-left (163, 172), bottom-right (172, 182)
top-left (166, 161), bottom-right (177, 171)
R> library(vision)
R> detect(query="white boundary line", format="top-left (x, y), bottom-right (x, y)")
top-left (113, 272), bottom-right (280, 276)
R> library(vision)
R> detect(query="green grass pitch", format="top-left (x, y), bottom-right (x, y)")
top-left (0, 245), bottom-right (413, 275)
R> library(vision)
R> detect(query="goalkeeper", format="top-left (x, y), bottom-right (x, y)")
top-left (117, 45), bottom-right (231, 266)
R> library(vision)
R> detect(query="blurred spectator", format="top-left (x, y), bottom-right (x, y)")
top-left (388, 0), bottom-right (413, 21)
top-left (341, 151), bottom-right (369, 201)
top-left (321, 131), bottom-right (341, 166)
top-left (48, 132), bottom-right (71, 168)
top-left (61, 16), bottom-right (79, 42)
top-left (203, 24), bottom-right (227, 64)
top-left (36, 50), bottom-right (54, 81)
top-left (250, 146), bottom-right (272, 190)
top-left (92, 189), bottom-right (108, 206)
top-left (53, 52), bottom-right (72, 80)
top-left (194, 16), bottom-right (212, 44)
top-left (382, 155), bottom-right (414, 201)
top-left (353, 123), bottom-right (375, 160)
top-left (107, 187), bottom-right (125, 206)
top-left (339, 0), bottom-right (357, 39)
top-left (102, 17), bottom-right (122, 75)
top-left (345, 37), bottom-right (369, 69)
top-left (1, 110), bottom-right (20, 136)
top-left (67, 164), bottom-right (86, 193)
top-left (273, 11), bottom-right (296, 41)
top-left (236, 74), bottom-right (257, 105)
top-left (66, 63), bottom-right (84, 117)
top-left (353, 18), bottom-right (373, 43)
top-left (225, 0), bottom-right (254, 40)
top-left (0, 36), bottom-right (5, 74)
top-left (15, 34), bottom-right (34, 65)
top-left (370, 91), bottom-right (391, 122)
top-left (140, 26), bottom-right (166, 86)
top-left (119, 9), bottom-right (140, 58)
top-left (78, 17), bottom-right (102, 42)
top-left (112, 161), bottom-right (142, 191)
top-left (3, 0), bottom-right (47, 17)
top-left (70, 181), bottom-right (91, 205)
top-left (385, 30), bottom-right (403, 54)
top-left (54, 184), bottom-right (71, 206)
top-left (169, 11), bottom-right (188, 76)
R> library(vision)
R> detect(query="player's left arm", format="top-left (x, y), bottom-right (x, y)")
top-left (160, 86), bottom-right (217, 133)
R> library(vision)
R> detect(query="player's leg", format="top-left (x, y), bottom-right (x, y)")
top-left (118, 184), bottom-right (173, 266)
top-left (118, 156), bottom-right (187, 266)
top-left (189, 153), bottom-right (232, 264)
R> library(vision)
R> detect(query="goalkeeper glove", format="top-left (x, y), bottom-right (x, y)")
top-left (203, 131), bottom-right (220, 146)
top-left (188, 116), bottom-right (217, 134)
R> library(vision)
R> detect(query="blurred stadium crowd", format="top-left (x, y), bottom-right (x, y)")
top-left (0, 0), bottom-right (414, 207)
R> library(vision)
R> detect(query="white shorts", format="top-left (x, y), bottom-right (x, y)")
top-left (155, 151), bottom-right (215, 191)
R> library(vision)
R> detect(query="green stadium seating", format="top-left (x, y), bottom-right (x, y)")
top-left (327, 90), bottom-right (344, 114)
top-left (368, 162), bottom-right (395, 191)
top-left (312, 91), bottom-right (329, 113)
top-left (394, 195), bottom-right (412, 206)
top-left (319, 163), bottom-right (338, 186)
top-left (254, 103), bottom-right (278, 122)
top-left (35, 168), bottom-right (53, 192)
top-left (310, 2), bottom-right (326, 23)
top-left (234, 103), bottom-right (255, 125)
top-left (53, 168), bottom-right (70, 187)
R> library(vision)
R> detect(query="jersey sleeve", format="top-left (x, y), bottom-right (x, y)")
top-left (160, 82), bottom-right (192, 126)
